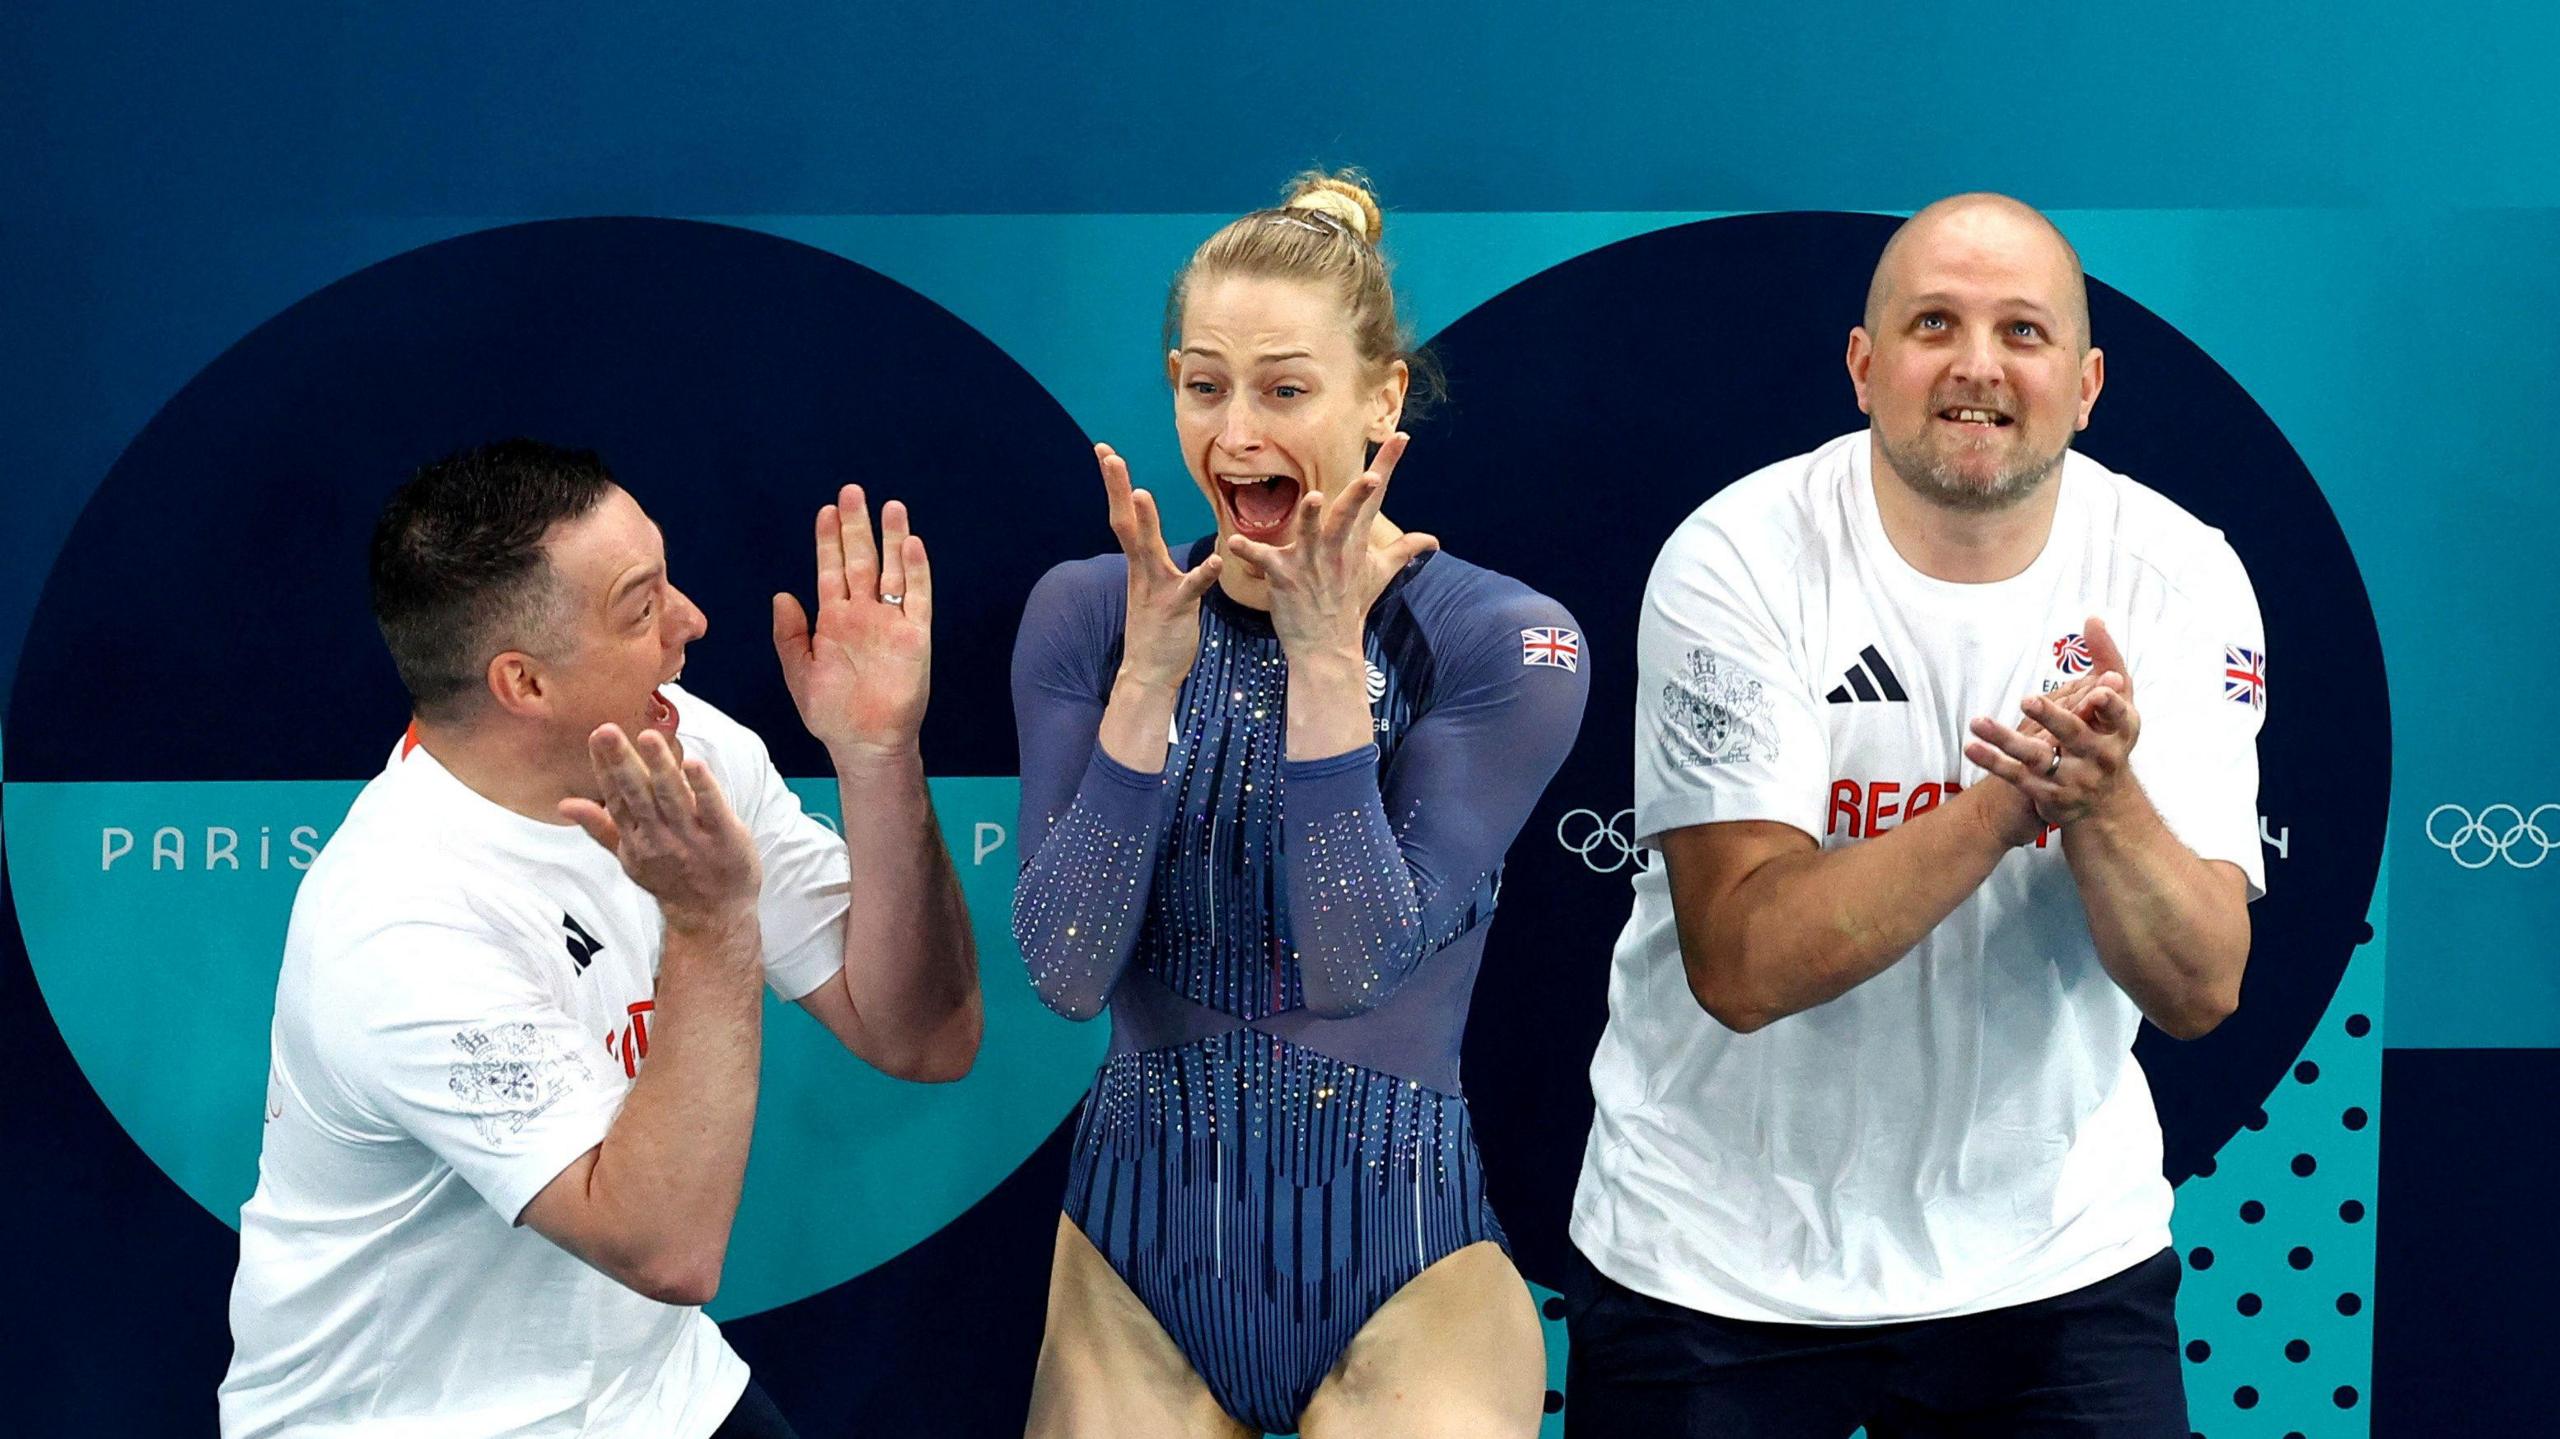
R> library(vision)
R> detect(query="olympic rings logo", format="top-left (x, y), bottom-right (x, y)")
top-left (1558, 807), bottom-right (1648, 873)
top-left (2425, 803), bottom-right (2560, 870)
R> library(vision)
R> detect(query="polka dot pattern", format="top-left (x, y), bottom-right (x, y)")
top-left (1532, 1278), bottom-right (1569, 1437)
top-left (2171, 909), bottom-right (2379, 1437)
top-left (1529, 915), bottom-right (2384, 1439)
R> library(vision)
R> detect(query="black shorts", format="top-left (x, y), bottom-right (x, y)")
top-left (1561, 1246), bottom-right (2188, 1439)
top-left (710, 1378), bottom-right (802, 1439)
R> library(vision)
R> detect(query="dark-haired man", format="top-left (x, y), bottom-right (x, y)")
top-left (219, 440), bottom-right (979, 1438)
top-left (1565, 196), bottom-right (2265, 1436)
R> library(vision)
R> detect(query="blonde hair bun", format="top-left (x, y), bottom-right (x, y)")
top-left (1283, 171), bottom-right (1383, 246)
top-left (1165, 164), bottom-right (1435, 403)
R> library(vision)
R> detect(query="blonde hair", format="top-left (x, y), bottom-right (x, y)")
top-left (1163, 169), bottom-right (1437, 402)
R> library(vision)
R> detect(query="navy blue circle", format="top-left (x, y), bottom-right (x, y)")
top-left (1545, 1389), bottom-right (1565, 1414)
top-left (0, 217), bottom-right (1101, 1426)
top-left (2340, 1199), bottom-right (2365, 1223)
top-left (2346, 1014), bottom-right (2373, 1038)
top-left (2295, 1061), bottom-right (2319, 1084)
top-left (2287, 1338), bottom-right (2311, 1362)
top-left (2238, 1292), bottom-right (2264, 1317)
top-left (2344, 1107), bottom-right (2369, 1130)
top-left (1413, 212), bottom-right (2389, 1286)
top-left (2289, 1246), bottom-right (2314, 1270)
top-left (2189, 1246), bottom-right (2215, 1271)
top-left (2235, 1385), bottom-right (2259, 1409)
top-left (2293, 1153), bottom-right (2319, 1177)
top-left (2336, 1386), bottom-right (2361, 1408)
top-left (2338, 1292), bottom-right (2364, 1316)
top-left (2246, 1109), bottom-right (2270, 1132)
top-left (2187, 1339), bottom-right (2212, 1362)
top-left (2240, 1200), bottom-right (2265, 1223)
top-left (7, 218), bottom-right (1093, 781)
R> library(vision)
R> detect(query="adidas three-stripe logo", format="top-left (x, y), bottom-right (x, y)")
top-left (1825, 645), bottom-right (1908, 704)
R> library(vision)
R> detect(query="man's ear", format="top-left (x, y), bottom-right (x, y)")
top-left (2075, 346), bottom-right (2106, 431)
top-left (1846, 328), bottom-right (1876, 416)
top-left (486, 651), bottom-right (548, 721)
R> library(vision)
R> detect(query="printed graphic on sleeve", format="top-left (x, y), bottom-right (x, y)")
top-left (1662, 649), bottom-right (1781, 765)
top-left (448, 1023), bottom-right (593, 1145)
top-left (1522, 626), bottom-right (1582, 671)
top-left (2227, 644), bottom-right (2268, 710)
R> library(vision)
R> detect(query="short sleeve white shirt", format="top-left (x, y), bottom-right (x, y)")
top-left (1571, 432), bottom-right (2266, 1324)
top-left (219, 685), bottom-right (848, 1437)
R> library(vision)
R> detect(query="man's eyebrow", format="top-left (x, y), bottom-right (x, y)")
top-left (1901, 291), bottom-right (2062, 320)
top-left (608, 564), bottom-right (663, 606)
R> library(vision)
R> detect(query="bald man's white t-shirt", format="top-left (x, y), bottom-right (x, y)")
top-left (1572, 431), bottom-right (2267, 1324)
top-left (220, 686), bottom-right (848, 1438)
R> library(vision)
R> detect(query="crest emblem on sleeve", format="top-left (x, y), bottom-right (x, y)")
top-left (447, 1023), bottom-right (594, 1145)
top-left (1662, 648), bottom-right (1781, 767)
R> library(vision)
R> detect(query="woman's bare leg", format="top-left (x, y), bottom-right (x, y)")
top-left (1025, 1214), bottom-right (1257, 1439)
top-left (1296, 1240), bottom-right (1546, 1439)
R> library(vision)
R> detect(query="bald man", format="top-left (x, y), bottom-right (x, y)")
top-left (1562, 195), bottom-right (2265, 1436)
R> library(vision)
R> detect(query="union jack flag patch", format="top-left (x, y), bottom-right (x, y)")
top-left (1522, 627), bottom-right (1581, 671)
top-left (2224, 644), bottom-right (2266, 710)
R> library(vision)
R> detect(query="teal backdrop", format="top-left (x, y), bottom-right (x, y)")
top-left (4, 5), bottom-right (2550, 1436)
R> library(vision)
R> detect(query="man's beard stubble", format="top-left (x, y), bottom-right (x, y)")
top-left (1876, 424), bottom-right (2073, 515)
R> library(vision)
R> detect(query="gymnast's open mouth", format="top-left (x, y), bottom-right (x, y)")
top-left (1217, 472), bottom-right (1304, 542)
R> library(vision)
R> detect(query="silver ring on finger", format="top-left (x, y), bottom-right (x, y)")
top-left (2042, 744), bottom-right (2063, 778)
top-left (879, 593), bottom-right (905, 606)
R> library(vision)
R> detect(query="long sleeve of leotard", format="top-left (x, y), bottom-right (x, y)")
top-left (1009, 557), bottom-right (1173, 1022)
top-left (1282, 588), bottom-right (1589, 1018)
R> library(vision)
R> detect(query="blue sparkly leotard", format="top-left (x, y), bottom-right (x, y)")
top-left (1011, 541), bottom-right (1588, 1434)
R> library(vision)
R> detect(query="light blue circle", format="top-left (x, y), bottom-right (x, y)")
top-left (5, 774), bottom-right (1101, 1319)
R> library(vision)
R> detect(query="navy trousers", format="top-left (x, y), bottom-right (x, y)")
top-left (1562, 1247), bottom-right (2189, 1438)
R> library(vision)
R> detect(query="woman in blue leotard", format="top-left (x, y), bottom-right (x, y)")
top-left (1012, 172), bottom-right (1588, 1438)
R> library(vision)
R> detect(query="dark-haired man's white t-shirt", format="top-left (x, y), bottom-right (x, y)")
top-left (219, 686), bottom-right (848, 1438)
top-left (1572, 431), bottom-right (2267, 1325)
